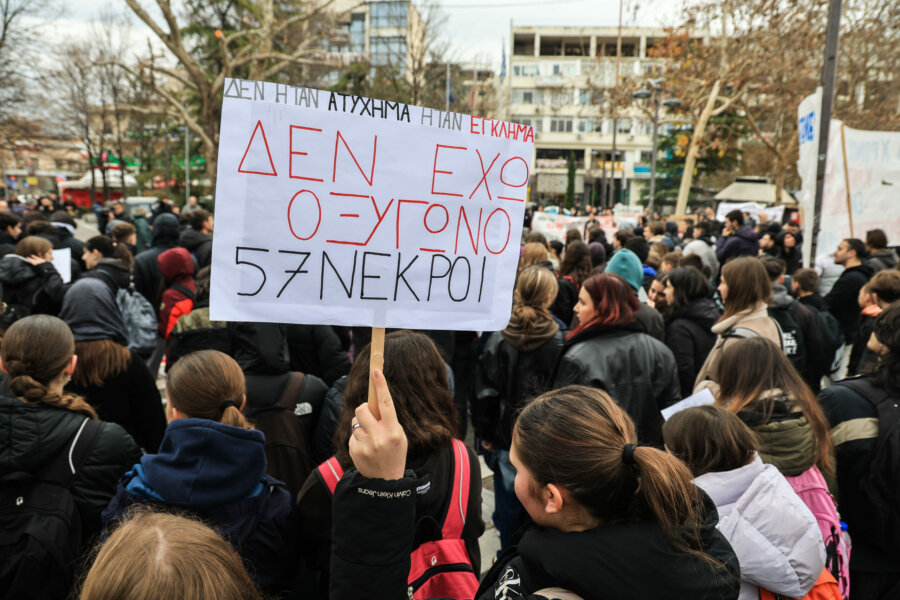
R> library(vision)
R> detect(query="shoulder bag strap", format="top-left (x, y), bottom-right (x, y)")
top-left (440, 439), bottom-right (470, 540)
top-left (278, 372), bottom-right (306, 409)
top-left (317, 456), bottom-right (344, 495)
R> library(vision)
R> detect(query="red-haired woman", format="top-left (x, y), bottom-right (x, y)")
top-left (551, 272), bottom-right (680, 446)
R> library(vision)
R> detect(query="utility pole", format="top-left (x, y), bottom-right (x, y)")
top-left (811, 0), bottom-right (843, 263)
top-left (609, 0), bottom-right (624, 208)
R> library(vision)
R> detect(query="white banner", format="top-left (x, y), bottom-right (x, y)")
top-left (715, 201), bottom-right (784, 224)
top-left (531, 212), bottom-right (590, 242)
top-left (210, 79), bottom-right (533, 330)
top-left (816, 122), bottom-right (900, 261)
top-left (797, 89), bottom-right (822, 266)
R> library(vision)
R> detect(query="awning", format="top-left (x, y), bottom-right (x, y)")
top-left (715, 180), bottom-right (796, 205)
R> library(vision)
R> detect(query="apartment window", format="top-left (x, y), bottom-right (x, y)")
top-left (616, 118), bottom-right (632, 133)
top-left (512, 116), bottom-right (542, 132)
top-left (512, 89), bottom-right (542, 104)
top-left (349, 13), bottom-right (365, 53)
top-left (549, 118), bottom-right (573, 133)
top-left (577, 119), bottom-right (598, 133)
top-left (552, 63), bottom-right (577, 77)
top-left (513, 64), bottom-right (539, 76)
top-left (370, 36), bottom-right (406, 72)
top-left (370, 2), bottom-right (407, 28)
top-left (550, 90), bottom-right (572, 105)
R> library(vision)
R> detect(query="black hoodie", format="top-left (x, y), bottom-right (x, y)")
top-left (825, 263), bottom-right (875, 343)
top-left (178, 228), bottom-right (213, 269)
top-left (665, 297), bottom-right (721, 396)
top-left (133, 213), bottom-right (180, 306)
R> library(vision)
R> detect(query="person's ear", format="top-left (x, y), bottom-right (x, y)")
top-left (544, 483), bottom-right (566, 515)
top-left (169, 404), bottom-right (186, 421)
top-left (64, 355), bottom-right (77, 376)
top-left (240, 394), bottom-right (246, 411)
top-left (0, 358), bottom-right (6, 373)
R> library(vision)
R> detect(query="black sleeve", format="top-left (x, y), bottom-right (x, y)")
top-left (35, 262), bottom-right (67, 304)
top-left (473, 336), bottom-right (503, 446)
top-left (126, 353), bottom-right (167, 453)
top-left (666, 321), bottom-right (697, 398)
top-left (330, 469), bottom-right (417, 600)
top-left (312, 378), bottom-right (346, 464)
top-left (296, 469), bottom-right (336, 572)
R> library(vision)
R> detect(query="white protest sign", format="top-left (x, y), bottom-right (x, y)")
top-left (815, 122), bottom-right (900, 263)
top-left (661, 388), bottom-right (715, 421)
top-left (716, 201), bottom-right (762, 222)
top-left (210, 79), bottom-right (533, 330)
top-left (531, 211), bottom-right (590, 243)
top-left (51, 248), bottom-right (71, 283)
top-left (797, 89), bottom-right (822, 266)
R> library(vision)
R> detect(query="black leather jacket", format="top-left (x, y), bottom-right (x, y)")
top-left (552, 322), bottom-right (681, 446)
top-left (475, 329), bottom-right (565, 450)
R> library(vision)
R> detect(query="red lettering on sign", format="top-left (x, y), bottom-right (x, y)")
top-left (287, 190), bottom-right (321, 240)
top-left (333, 130), bottom-right (377, 186)
top-left (424, 203), bottom-right (449, 234)
top-left (484, 208), bottom-right (511, 255)
top-left (498, 156), bottom-right (529, 202)
top-left (238, 120), bottom-right (278, 176)
top-left (431, 144), bottom-right (466, 198)
top-left (326, 192), bottom-right (373, 246)
top-left (289, 125), bottom-right (323, 182)
top-left (455, 206), bottom-right (483, 255)
top-left (469, 149), bottom-right (500, 201)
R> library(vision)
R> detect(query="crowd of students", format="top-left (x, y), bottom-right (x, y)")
top-left (0, 198), bottom-right (899, 600)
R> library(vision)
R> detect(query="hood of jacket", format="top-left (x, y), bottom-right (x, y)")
top-left (158, 247), bottom-right (194, 283)
top-left (178, 228), bottom-right (212, 253)
top-left (843, 262), bottom-right (875, 281)
top-left (125, 418), bottom-right (267, 506)
top-left (771, 284), bottom-right (795, 309)
top-left (86, 258), bottom-right (131, 290)
top-left (694, 455), bottom-right (825, 599)
top-left (502, 308), bottom-right (560, 353)
top-left (740, 403), bottom-right (816, 476)
top-left (867, 249), bottom-right (899, 270)
top-left (798, 293), bottom-right (827, 311)
top-left (59, 278), bottom-right (129, 345)
top-left (671, 297), bottom-right (720, 328)
top-left (0, 254), bottom-right (37, 285)
top-left (151, 213), bottom-right (181, 246)
top-left (231, 322), bottom-right (291, 375)
top-left (514, 493), bottom-right (740, 599)
top-left (736, 225), bottom-right (759, 243)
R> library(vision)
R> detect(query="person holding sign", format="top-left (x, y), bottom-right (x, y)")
top-left (299, 331), bottom-right (483, 599)
top-left (332, 384), bottom-right (741, 600)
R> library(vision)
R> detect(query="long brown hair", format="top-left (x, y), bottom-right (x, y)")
top-left (166, 350), bottom-right (252, 430)
top-left (559, 241), bottom-right (592, 285)
top-left (72, 340), bottom-right (131, 388)
top-left (519, 242), bottom-right (549, 270)
top-left (663, 405), bottom-right (759, 477)
top-left (715, 337), bottom-right (833, 474)
top-left (335, 331), bottom-right (456, 466)
top-left (79, 509), bottom-right (262, 600)
top-left (514, 386), bottom-right (721, 565)
top-left (718, 257), bottom-right (772, 323)
top-left (1, 315), bottom-right (97, 418)
top-left (510, 265), bottom-right (558, 332)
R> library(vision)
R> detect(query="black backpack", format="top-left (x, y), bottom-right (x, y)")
top-left (805, 304), bottom-right (844, 372)
top-left (837, 378), bottom-right (900, 554)
top-left (768, 302), bottom-right (808, 373)
top-left (244, 372), bottom-right (328, 498)
top-left (0, 417), bottom-right (102, 600)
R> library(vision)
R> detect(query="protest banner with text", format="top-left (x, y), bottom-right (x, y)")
top-left (210, 79), bottom-right (533, 330)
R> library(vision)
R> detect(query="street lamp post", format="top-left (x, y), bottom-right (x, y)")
top-left (633, 82), bottom-right (681, 218)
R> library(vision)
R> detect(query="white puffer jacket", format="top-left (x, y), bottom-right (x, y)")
top-left (694, 455), bottom-right (826, 600)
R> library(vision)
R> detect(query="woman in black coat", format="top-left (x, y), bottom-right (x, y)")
top-left (552, 273), bottom-right (680, 446)
top-left (61, 278), bottom-right (166, 453)
top-left (664, 267), bottom-right (721, 396)
top-left (476, 265), bottom-right (565, 550)
top-left (0, 235), bottom-right (67, 331)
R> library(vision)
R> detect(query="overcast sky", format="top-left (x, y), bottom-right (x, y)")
top-left (29, 0), bottom-right (684, 70)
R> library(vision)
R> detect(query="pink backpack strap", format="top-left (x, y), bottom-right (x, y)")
top-left (316, 456), bottom-right (344, 495)
top-left (440, 439), bottom-right (470, 539)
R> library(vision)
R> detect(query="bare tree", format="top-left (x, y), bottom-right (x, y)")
top-left (118, 0), bottom-right (345, 193)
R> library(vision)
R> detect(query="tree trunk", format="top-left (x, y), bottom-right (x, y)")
top-left (675, 79), bottom-right (721, 215)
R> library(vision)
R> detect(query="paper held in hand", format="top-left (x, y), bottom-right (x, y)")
top-left (210, 79), bottom-right (534, 333)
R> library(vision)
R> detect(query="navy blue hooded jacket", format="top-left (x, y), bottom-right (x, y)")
top-left (101, 418), bottom-right (297, 595)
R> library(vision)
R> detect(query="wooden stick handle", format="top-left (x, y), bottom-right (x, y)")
top-left (368, 327), bottom-right (385, 419)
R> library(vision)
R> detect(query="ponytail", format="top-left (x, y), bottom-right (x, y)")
top-left (85, 235), bottom-right (134, 271)
top-left (1, 315), bottom-right (98, 419)
top-left (510, 265), bottom-right (558, 333)
top-left (515, 386), bottom-right (721, 567)
top-left (166, 350), bottom-right (253, 431)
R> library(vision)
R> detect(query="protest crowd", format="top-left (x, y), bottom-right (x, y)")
top-left (2, 189), bottom-right (900, 600)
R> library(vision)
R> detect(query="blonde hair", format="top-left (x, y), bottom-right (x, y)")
top-left (79, 510), bottom-right (262, 600)
top-left (510, 265), bottom-right (558, 331)
top-left (519, 242), bottom-right (549, 269)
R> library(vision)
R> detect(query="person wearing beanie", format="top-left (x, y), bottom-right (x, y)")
top-left (607, 249), bottom-right (665, 341)
top-left (133, 213), bottom-right (182, 309)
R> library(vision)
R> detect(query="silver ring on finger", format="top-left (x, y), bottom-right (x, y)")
top-left (352, 421), bottom-right (362, 431)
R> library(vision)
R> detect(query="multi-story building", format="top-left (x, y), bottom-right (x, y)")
top-left (502, 25), bottom-right (706, 207)
top-left (324, 0), bottom-right (426, 84)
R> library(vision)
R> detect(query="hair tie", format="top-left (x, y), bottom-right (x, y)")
top-left (622, 443), bottom-right (638, 466)
top-left (217, 400), bottom-right (238, 415)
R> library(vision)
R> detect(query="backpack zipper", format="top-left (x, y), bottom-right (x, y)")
top-left (407, 562), bottom-right (476, 597)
